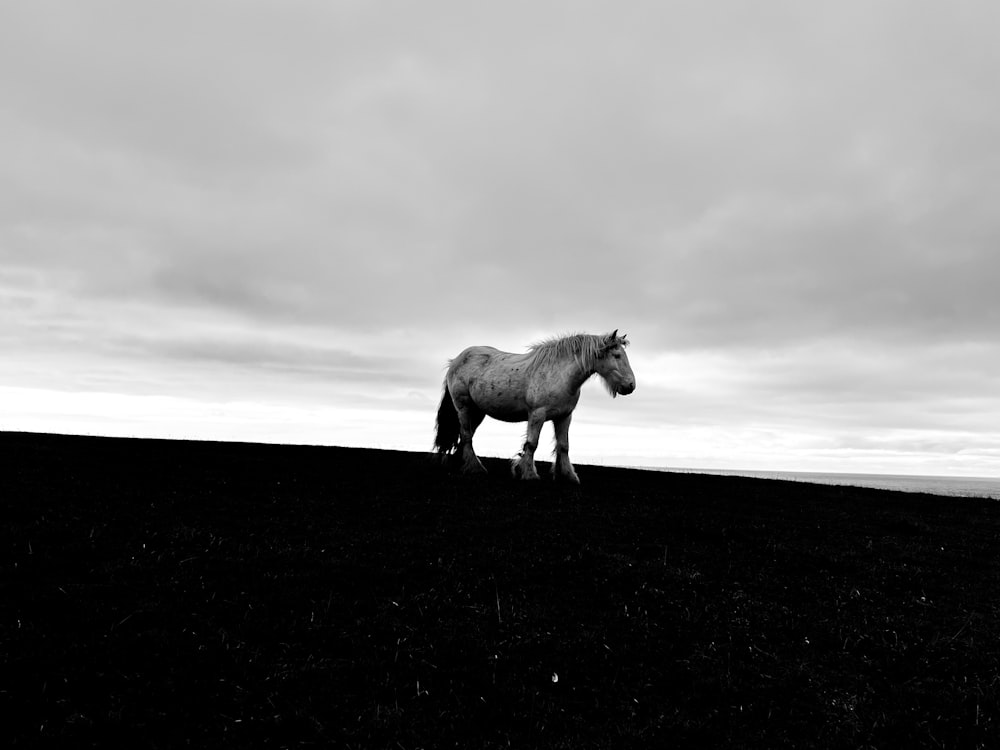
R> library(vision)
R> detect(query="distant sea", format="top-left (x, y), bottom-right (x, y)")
top-left (657, 468), bottom-right (1000, 500)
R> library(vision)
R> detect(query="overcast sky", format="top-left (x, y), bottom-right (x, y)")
top-left (2, 1), bottom-right (999, 476)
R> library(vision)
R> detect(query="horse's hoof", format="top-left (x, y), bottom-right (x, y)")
top-left (511, 464), bottom-right (538, 480)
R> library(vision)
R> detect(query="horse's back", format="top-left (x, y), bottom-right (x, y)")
top-left (449, 345), bottom-right (529, 373)
top-left (449, 345), bottom-right (500, 373)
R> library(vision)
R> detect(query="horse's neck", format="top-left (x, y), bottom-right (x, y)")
top-left (530, 343), bottom-right (598, 390)
top-left (557, 353), bottom-right (596, 391)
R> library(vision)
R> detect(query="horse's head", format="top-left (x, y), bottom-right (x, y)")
top-left (595, 329), bottom-right (636, 397)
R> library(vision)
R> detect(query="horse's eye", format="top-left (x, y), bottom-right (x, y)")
top-left (613, 353), bottom-right (622, 360)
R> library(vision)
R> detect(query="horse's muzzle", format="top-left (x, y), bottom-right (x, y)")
top-left (618, 381), bottom-right (636, 396)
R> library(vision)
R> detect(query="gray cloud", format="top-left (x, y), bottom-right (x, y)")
top-left (2, 1), bottom-right (999, 473)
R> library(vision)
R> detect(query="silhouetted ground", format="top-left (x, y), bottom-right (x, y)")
top-left (4, 431), bottom-right (1000, 749)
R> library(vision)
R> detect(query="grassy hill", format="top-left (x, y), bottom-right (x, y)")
top-left (4, 432), bottom-right (1000, 748)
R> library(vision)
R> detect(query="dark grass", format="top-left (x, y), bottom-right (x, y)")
top-left (4, 432), bottom-right (1000, 749)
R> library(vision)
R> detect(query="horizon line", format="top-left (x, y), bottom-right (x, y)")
top-left (6, 428), bottom-right (999, 482)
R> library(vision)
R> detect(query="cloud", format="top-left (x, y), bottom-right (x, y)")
top-left (6, 1), bottom-right (998, 342)
top-left (1, 1), bottom-right (998, 474)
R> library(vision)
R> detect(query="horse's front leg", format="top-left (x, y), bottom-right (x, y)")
top-left (512, 410), bottom-right (545, 480)
top-left (551, 413), bottom-right (580, 484)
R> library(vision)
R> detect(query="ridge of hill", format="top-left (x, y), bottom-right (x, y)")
top-left (5, 431), bottom-right (1000, 748)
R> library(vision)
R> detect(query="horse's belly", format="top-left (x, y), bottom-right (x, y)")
top-left (470, 383), bottom-right (529, 422)
top-left (486, 405), bottom-right (529, 422)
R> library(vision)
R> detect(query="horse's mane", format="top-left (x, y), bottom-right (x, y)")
top-left (527, 332), bottom-right (627, 372)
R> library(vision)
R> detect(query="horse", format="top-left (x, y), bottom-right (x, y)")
top-left (433, 330), bottom-right (636, 484)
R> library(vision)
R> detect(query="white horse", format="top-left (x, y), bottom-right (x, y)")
top-left (433, 330), bottom-right (636, 483)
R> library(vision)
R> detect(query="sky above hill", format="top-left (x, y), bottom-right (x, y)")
top-left (2, 1), bottom-right (999, 476)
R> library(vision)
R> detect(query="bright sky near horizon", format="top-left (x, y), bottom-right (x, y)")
top-left (2, 1), bottom-right (999, 477)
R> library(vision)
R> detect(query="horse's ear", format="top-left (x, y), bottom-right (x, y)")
top-left (607, 329), bottom-right (618, 343)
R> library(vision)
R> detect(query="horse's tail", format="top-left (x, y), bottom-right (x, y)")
top-left (433, 383), bottom-right (460, 455)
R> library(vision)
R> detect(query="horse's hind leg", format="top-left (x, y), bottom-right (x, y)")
top-left (457, 402), bottom-right (487, 474)
top-left (552, 414), bottom-right (580, 484)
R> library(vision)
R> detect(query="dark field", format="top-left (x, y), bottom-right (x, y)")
top-left (4, 432), bottom-right (1000, 749)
